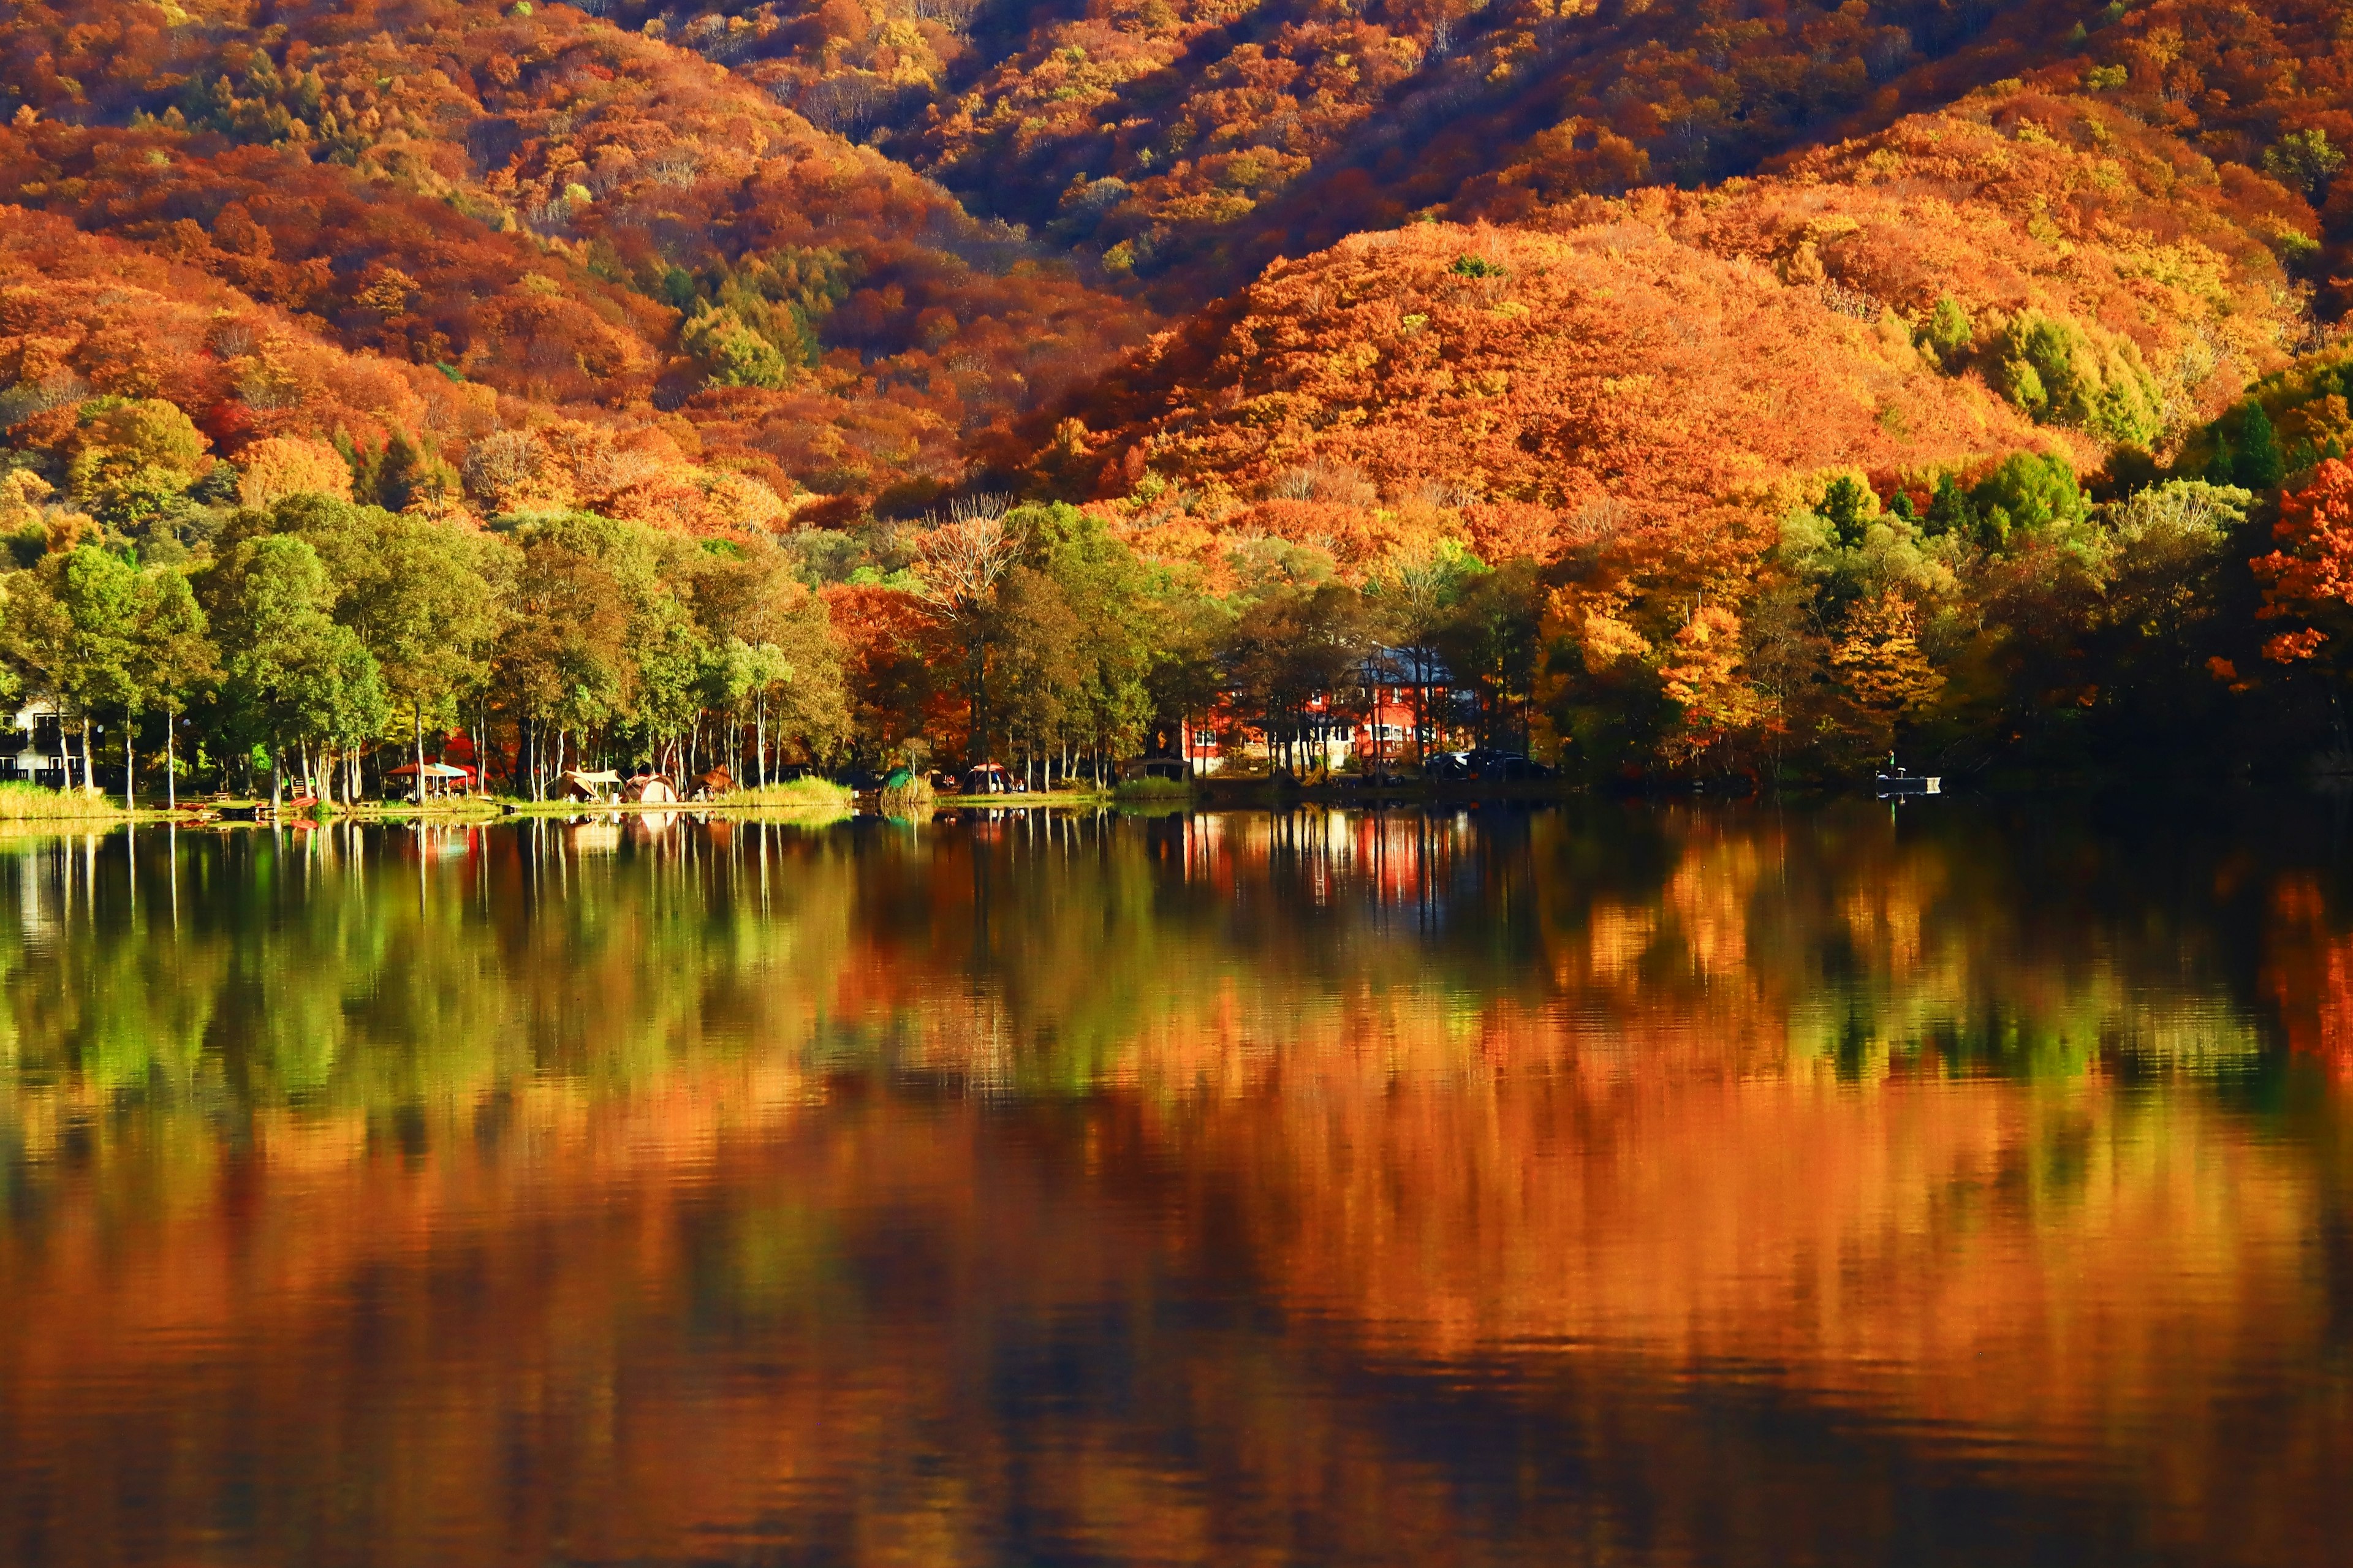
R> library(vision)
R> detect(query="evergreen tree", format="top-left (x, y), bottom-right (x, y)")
top-left (2231, 403), bottom-right (2286, 491)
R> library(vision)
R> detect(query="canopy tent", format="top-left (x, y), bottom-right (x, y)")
top-left (386, 759), bottom-right (476, 798)
top-left (559, 768), bottom-right (623, 801)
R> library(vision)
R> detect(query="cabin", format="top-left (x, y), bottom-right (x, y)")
top-left (1, 702), bottom-right (77, 788)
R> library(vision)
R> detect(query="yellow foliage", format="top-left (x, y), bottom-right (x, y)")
top-left (237, 436), bottom-right (353, 508)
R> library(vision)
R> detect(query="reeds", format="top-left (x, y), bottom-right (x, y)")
top-left (879, 776), bottom-right (936, 816)
top-left (729, 778), bottom-right (856, 811)
top-left (0, 782), bottom-right (127, 821)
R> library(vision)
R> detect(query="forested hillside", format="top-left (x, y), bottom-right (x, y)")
top-left (6, 0), bottom-right (2353, 792)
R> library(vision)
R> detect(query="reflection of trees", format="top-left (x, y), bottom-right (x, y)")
top-left (0, 805), bottom-right (2345, 1566)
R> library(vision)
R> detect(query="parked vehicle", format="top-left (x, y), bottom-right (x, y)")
top-left (1472, 750), bottom-right (1552, 782)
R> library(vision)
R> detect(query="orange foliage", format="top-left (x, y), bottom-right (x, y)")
top-left (238, 435), bottom-right (356, 507)
top-left (1030, 221), bottom-right (2055, 596)
top-left (0, 204), bottom-right (481, 461)
top-left (2254, 457), bottom-right (2353, 664)
top-left (0, 0), bottom-right (1155, 509)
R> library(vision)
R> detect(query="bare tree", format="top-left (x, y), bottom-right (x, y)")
top-left (913, 497), bottom-right (1023, 764)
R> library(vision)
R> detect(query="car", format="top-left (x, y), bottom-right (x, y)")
top-left (1472, 750), bottom-right (1553, 782)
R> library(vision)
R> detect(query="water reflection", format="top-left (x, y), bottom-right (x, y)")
top-left (0, 803), bottom-right (2347, 1567)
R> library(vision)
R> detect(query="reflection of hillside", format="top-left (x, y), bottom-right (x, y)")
top-left (0, 807), bottom-right (2344, 1566)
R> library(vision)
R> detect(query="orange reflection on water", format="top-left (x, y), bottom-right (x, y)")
top-left (0, 805), bottom-right (2344, 1567)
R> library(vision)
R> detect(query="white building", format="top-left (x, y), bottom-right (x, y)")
top-left (2, 701), bottom-right (76, 788)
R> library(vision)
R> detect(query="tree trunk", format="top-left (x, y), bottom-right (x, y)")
top-left (968, 633), bottom-right (987, 767)
top-left (123, 720), bottom-right (135, 812)
top-left (412, 702), bottom-right (425, 804)
top-left (164, 713), bottom-right (176, 812)
top-left (271, 745), bottom-right (283, 816)
top-left (80, 714), bottom-right (94, 797)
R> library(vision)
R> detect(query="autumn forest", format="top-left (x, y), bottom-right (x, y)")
top-left (7, 0), bottom-right (2353, 788)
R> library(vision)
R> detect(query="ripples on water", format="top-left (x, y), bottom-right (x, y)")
top-left (0, 802), bottom-right (2347, 1567)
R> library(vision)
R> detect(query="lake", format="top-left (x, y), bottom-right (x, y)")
top-left (0, 801), bottom-right (2347, 1567)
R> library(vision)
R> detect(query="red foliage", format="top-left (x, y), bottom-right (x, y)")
top-left (2255, 458), bottom-right (2353, 664)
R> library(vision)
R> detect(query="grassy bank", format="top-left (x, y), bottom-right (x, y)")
top-left (729, 778), bottom-right (855, 811)
top-left (1111, 777), bottom-right (1194, 803)
top-left (0, 782), bottom-right (129, 821)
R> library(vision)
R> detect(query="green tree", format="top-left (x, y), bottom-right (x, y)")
top-left (279, 504), bottom-right (505, 800)
top-left (34, 547), bottom-right (147, 795)
top-left (1820, 475), bottom-right (1874, 550)
top-left (2264, 127), bottom-right (2346, 195)
top-left (1431, 560), bottom-right (1544, 748)
top-left (1924, 472), bottom-right (1976, 539)
top-left (681, 306), bottom-right (793, 390)
top-left (1018, 503), bottom-right (1158, 775)
top-left (1995, 312), bottom-right (2162, 446)
top-left (207, 536), bottom-right (388, 811)
top-left (496, 512), bottom-right (662, 791)
top-left (123, 565), bottom-right (215, 809)
top-left (1915, 296), bottom-right (1974, 368)
top-left (1224, 579), bottom-right (1374, 778)
top-left (1970, 452), bottom-right (2087, 547)
top-left (2228, 403), bottom-right (2286, 491)
top-left (993, 563), bottom-right (1086, 784)
top-left (66, 398), bottom-right (213, 531)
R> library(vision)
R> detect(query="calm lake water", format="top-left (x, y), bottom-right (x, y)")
top-left (1, 801), bottom-right (2349, 1567)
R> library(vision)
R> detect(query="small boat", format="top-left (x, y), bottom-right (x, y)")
top-left (1874, 754), bottom-right (1941, 797)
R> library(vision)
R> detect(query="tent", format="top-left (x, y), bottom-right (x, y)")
top-left (386, 760), bottom-right (476, 796)
top-left (559, 768), bottom-right (622, 802)
top-left (622, 773), bottom-right (678, 805)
